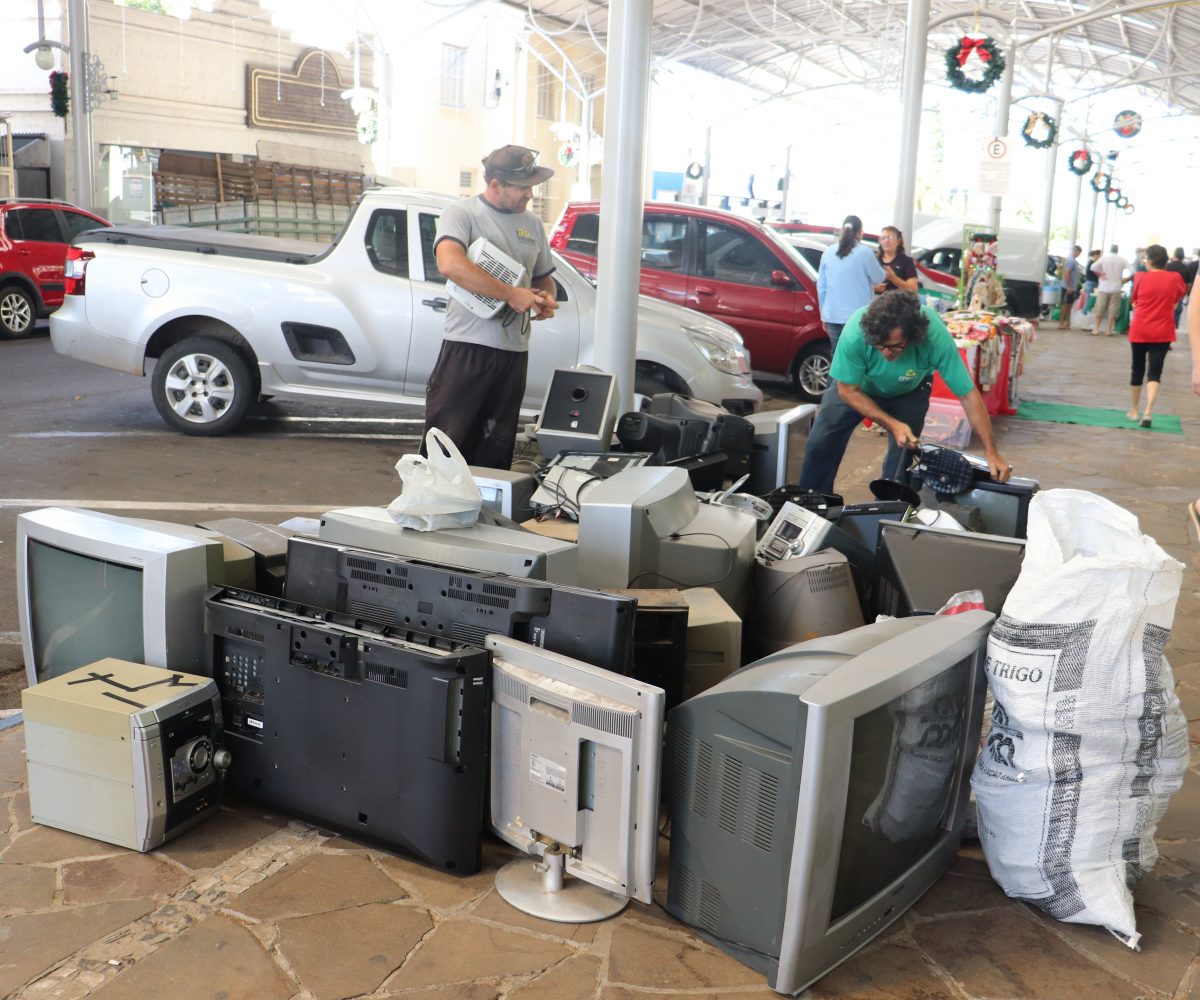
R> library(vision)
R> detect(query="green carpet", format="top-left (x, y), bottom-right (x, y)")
top-left (1015, 400), bottom-right (1183, 435)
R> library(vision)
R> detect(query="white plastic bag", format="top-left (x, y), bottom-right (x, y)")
top-left (386, 428), bottom-right (482, 532)
top-left (971, 489), bottom-right (1189, 949)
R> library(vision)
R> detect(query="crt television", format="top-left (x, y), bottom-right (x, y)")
top-left (488, 634), bottom-right (665, 922)
top-left (318, 505), bottom-right (578, 583)
top-left (16, 507), bottom-right (251, 686)
top-left (745, 404), bottom-right (817, 495)
top-left (283, 536), bottom-right (637, 674)
top-left (666, 611), bottom-right (993, 995)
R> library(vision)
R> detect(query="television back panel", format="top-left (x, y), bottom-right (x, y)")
top-left (745, 404), bottom-right (817, 495)
top-left (284, 537), bottom-right (636, 674)
top-left (205, 587), bottom-right (491, 873)
top-left (874, 520), bottom-right (1026, 618)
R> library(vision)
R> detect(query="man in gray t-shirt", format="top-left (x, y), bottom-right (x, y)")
top-left (423, 145), bottom-right (558, 468)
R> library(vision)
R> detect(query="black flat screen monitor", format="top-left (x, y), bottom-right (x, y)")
top-left (284, 536), bottom-right (637, 675)
top-left (873, 520), bottom-right (1026, 618)
top-left (205, 587), bottom-right (490, 873)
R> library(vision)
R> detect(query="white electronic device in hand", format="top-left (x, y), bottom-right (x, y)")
top-left (447, 238), bottom-right (528, 319)
top-left (755, 501), bottom-right (832, 565)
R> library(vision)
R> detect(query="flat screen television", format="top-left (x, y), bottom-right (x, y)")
top-left (873, 520), bottom-right (1026, 618)
top-left (318, 505), bottom-right (578, 583)
top-left (488, 634), bottom-right (665, 922)
top-left (16, 507), bottom-right (249, 686)
top-left (206, 587), bottom-right (491, 872)
top-left (283, 536), bottom-right (637, 674)
top-left (666, 611), bottom-right (993, 994)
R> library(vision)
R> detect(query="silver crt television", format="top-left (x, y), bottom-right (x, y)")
top-left (665, 611), bottom-right (993, 995)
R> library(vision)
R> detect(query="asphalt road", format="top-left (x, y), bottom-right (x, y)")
top-left (0, 327), bottom-right (801, 707)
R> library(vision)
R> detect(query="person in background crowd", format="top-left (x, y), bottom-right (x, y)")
top-left (1092, 244), bottom-right (1131, 337)
top-left (817, 214), bottom-right (885, 353)
top-left (1134, 247), bottom-right (1148, 273)
top-left (1188, 265), bottom-right (1200, 542)
top-left (1078, 249), bottom-right (1102, 319)
top-left (424, 145), bottom-right (557, 468)
top-left (873, 226), bottom-right (919, 295)
top-left (1126, 244), bottom-right (1186, 428)
top-left (798, 290), bottom-right (1012, 493)
top-left (1058, 245), bottom-right (1082, 329)
top-left (1166, 247), bottom-right (1191, 328)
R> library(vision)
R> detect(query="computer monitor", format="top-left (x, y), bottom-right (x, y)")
top-left (206, 587), bottom-right (491, 872)
top-left (470, 467), bottom-right (538, 521)
top-left (950, 477), bottom-right (1038, 539)
top-left (874, 520), bottom-right (1026, 618)
top-left (666, 611), bottom-right (993, 994)
top-left (745, 404), bottom-right (818, 495)
top-left (750, 551), bottom-right (865, 659)
top-left (576, 466), bottom-right (756, 617)
top-left (488, 634), bottom-right (665, 922)
top-left (284, 536), bottom-right (637, 674)
top-left (16, 507), bottom-right (252, 686)
top-left (318, 506), bottom-right (579, 584)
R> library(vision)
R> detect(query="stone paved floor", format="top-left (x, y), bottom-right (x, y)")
top-left (2, 311), bottom-right (1199, 1000)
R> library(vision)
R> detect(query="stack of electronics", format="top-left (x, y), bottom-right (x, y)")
top-left (11, 396), bottom-right (1038, 994)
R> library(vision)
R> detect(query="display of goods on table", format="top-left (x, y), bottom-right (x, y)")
top-left (932, 310), bottom-right (1035, 417)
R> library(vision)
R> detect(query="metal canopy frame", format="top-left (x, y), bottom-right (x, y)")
top-left (511, 1), bottom-right (1200, 120)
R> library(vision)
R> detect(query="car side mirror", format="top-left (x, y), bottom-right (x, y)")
top-left (770, 270), bottom-right (794, 287)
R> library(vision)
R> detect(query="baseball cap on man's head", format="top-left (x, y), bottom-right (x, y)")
top-left (482, 145), bottom-right (555, 187)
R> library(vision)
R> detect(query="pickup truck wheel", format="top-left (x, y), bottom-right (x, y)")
top-left (152, 338), bottom-right (254, 436)
top-left (792, 343), bottom-right (832, 403)
top-left (0, 286), bottom-right (36, 338)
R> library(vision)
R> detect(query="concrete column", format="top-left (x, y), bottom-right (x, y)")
top-left (1036, 97), bottom-right (1064, 257)
top-left (894, 0), bottom-right (930, 242)
top-left (67, 0), bottom-right (94, 212)
top-left (591, 0), bottom-right (653, 414)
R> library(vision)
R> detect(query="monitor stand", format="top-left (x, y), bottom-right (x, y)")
top-left (495, 851), bottom-right (628, 923)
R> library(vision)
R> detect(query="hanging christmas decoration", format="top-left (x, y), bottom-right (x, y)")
top-left (1115, 195), bottom-right (1129, 209)
top-left (557, 141), bottom-right (579, 168)
top-left (945, 35), bottom-right (1005, 93)
top-left (1020, 111), bottom-right (1057, 149)
top-left (1105, 186), bottom-right (1122, 205)
top-left (1123, 203), bottom-right (1135, 215)
top-left (685, 161), bottom-right (704, 180)
top-left (49, 71), bottom-right (69, 118)
top-left (1067, 149), bottom-right (1094, 175)
top-left (1090, 171), bottom-right (1112, 193)
top-left (1113, 110), bottom-right (1142, 138)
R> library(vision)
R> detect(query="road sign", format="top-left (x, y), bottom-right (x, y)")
top-left (979, 137), bottom-right (1012, 194)
top-left (985, 137), bottom-right (1009, 159)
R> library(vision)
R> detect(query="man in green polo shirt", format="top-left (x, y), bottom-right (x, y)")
top-left (798, 291), bottom-right (1012, 493)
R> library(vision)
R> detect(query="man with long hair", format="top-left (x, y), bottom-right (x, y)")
top-left (798, 291), bottom-right (1012, 493)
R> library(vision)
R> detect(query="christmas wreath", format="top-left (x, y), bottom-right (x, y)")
top-left (1090, 170), bottom-right (1111, 193)
top-left (1105, 186), bottom-right (1122, 205)
top-left (945, 35), bottom-right (1005, 94)
top-left (557, 142), bottom-right (579, 168)
top-left (1123, 202), bottom-right (1135, 215)
top-left (1067, 149), bottom-right (1093, 175)
top-left (1115, 195), bottom-right (1129, 210)
top-left (1020, 112), bottom-right (1056, 149)
top-left (49, 71), bottom-right (69, 118)
top-left (355, 110), bottom-right (377, 145)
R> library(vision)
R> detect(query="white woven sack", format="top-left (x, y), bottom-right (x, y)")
top-left (971, 489), bottom-right (1188, 950)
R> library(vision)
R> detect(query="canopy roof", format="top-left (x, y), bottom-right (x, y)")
top-left (516, 0), bottom-right (1200, 129)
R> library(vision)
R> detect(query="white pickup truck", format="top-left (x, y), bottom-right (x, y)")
top-left (50, 187), bottom-right (761, 436)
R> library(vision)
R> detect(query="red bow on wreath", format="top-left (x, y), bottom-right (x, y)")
top-left (957, 37), bottom-right (993, 66)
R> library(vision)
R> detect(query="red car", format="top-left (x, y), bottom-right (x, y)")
top-left (0, 199), bottom-right (110, 337)
top-left (551, 202), bottom-right (831, 400)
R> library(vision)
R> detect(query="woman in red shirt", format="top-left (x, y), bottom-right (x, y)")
top-left (1127, 244), bottom-right (1187, 427)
